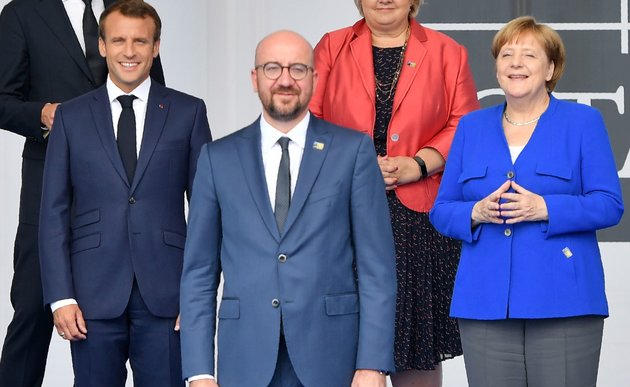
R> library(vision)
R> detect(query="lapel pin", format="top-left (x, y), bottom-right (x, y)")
top-left (158, 103), bottom-right (164, 109)
top-left (562, 247), bottom-right (573, 258)
top-left (312, 141), bottom-right (325, 151)
top-left (407, 61), bottom-right (416, 67)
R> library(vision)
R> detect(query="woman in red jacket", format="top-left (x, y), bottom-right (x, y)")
top-left (310, 1), bottom-right (479, 385)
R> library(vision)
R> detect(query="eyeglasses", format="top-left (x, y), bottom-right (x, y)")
top-left (255, 62), bottom-right (313, 80)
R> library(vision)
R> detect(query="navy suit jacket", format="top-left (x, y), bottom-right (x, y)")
top-left (180, 116), bottom-right (397, 386)
top-left (39, 82), bottom-right (210, 319)
top-left (430, 96), bottom-right (623, 320)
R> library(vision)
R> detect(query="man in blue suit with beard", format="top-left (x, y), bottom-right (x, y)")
top-left (38, 1), bottom-right (210, 386)
top-left (180, 30), bottom-right (396, 387)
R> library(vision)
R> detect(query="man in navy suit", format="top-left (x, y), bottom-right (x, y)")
top-left (38, 1), bottom-right (210, 386)
top-left (180, 30), bottom-right (396, 387)
top-left (0, 0), bottom-right (164, 385)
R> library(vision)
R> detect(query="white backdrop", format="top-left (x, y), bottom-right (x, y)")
top-left (0, 1), bottom-right (627, 386)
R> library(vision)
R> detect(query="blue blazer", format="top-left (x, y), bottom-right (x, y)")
top-left (430, 96), bottom-right (623, 320)
top-left (39, 82), bottom-right (211, 319)
top-left (180, 116), bottom-right (397, 386)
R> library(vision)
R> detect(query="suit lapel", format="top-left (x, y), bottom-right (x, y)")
top-left (350, 23), bottom-right (376, 103)
top-left (90, 87), bottom-right (129, 186)
top-left (36, 0), bottom-right (94, 83)
top-left (282, 117), bottom-right (331, 235)
top-left (236, 121), bottom-right (281, 242)
top-left (131, 84), bottom-right (169, 192)
top-left (392, 22), bottom-right (427, 115)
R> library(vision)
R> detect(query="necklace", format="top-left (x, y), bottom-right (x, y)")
top-left (374, 26), bottom-right (410, 103)
top-left (504, 111), bottom-right (541, 126)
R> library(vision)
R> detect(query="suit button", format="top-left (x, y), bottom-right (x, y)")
top-left (278, 254), bottom-right (287, 263)
top-left (507, 171), bottom-right (515, 179)
top-left (504, 228), bottom-right (512, 237)
top-left (129, 197), bottom-right (136, 204)
top-left (271, 299), bottom-right (280, 308)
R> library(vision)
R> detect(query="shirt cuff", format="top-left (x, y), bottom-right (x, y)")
top-left (188, 374), bottom-right (215, 382)
top-left (50, 298), bottom-right (78, 313)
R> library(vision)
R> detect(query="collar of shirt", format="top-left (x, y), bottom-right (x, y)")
top-left (259, 113), bottom-right (310, 210)
top-left (106, 77), bottom-right (151, 156)
top-left (259, 113), bottom-right (310, 152)
top-left (106, 76), bottom-right (151, 105)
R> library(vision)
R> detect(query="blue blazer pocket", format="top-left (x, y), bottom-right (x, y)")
top-left (457, 165), bottom-right (488, 183)
top-left (325, 292), bottom-right (359, 316)
top-left (218, 298), bottom-right (240, 319)
top-left (163, 230), bottom-right (186, 250)
top-left (535, 163), bottom-right (572, 180)
top-left (71, 208), bottom-right (100, 229)
top-left (70, 232), bottom-right (101, 254)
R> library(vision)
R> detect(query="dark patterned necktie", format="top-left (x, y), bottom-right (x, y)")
top-left (274, 137), bottom-right (291, 234)
top-left (117, 95), bottom-right (137, 183)
top-left (82, 0), bottom-right (107, 84)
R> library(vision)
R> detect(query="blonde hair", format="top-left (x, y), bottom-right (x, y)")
top-left (354, 0), bottom-right (423, 19)
top-left (492, 16), bottom-right (566, 91)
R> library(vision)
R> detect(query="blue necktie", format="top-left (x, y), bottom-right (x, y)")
top-left (116, 95), bottom-right (137, 184)
top-left (275, 137), bottom-right (291, 234)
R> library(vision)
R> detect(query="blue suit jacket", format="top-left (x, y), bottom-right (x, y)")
top-left (180, 116), bottom-right (397, 386)
top-left (430, 96), bottom-right (623, 320)
top-left (39, 82), bottom-right (211, 319)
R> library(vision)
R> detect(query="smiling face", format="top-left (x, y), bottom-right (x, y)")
top-left (361, 0), bottom-right (412, 31)
top-left (98, 11), bottom-right (159, 93)
top-left (251, 31), bottom-right (318, 131)
top-left (496, 32), bottom-right (555, 102)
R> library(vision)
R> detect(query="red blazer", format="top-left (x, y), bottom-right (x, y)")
top-left (310, 19), bottom-right (479, 212)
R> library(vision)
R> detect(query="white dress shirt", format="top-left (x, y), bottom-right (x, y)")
top-left (188, 112), bottom-right (310, 383)
top-left (106, 76), bottom-right (151, 157)
top-left (260, 113), bottom-right (309, 209)
top-left (62, 0), bottom-right (105, 55)
top-left (50, 76), bottom-right (152, 312)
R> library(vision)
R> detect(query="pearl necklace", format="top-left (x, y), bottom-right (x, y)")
top-left (504, 111), bottom-right (541, 126)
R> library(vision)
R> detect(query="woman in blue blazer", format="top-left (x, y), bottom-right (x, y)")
top-left (430, 16), bottom-right (623, 387)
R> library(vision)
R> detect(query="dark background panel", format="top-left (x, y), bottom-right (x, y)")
top-left (419, 0), bottom-right (517, 22)
top-left (416, 0), bottom-right (630, 241)
top-left (530, 0), bottom-right (622, 22)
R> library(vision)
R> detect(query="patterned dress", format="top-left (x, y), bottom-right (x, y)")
top-left (373, 46), bottom-right (463, 371)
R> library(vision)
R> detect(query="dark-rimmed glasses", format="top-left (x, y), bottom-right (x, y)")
top-left (255, 62), bottom-right (313, 80)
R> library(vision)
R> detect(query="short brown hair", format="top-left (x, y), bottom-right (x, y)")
top-left (99, 0), bottom-right (162, 42)
top-left (491, 16), bottom-right (566, 91)
top-left (354, 0), bottom-right (423, 19)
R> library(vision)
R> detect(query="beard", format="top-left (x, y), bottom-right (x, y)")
top-left (265, 87), bottom-right (307, 122)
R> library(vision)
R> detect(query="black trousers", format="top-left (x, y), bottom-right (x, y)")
top-left (0, 223), bottom-right (53, 387)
